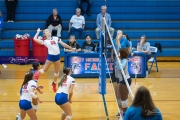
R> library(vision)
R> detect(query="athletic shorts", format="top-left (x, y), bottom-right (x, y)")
top-left (19, 100), bottom-right (32, 110)
top-left (47, 54), bottom-right (60, 62)
top-left (117, 77), bottom-right (132, 86)
top-left (55, 93), bottom-right (68, 105)
top-left (111, 69), bottom-right (119, 83)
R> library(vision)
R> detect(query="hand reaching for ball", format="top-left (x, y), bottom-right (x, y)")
top-left (37, 28), bottom-right (42, 33)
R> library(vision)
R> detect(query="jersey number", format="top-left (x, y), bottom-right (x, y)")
top-left (50, 41), bottom-right (56, 45)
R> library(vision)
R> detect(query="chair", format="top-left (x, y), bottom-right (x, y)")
top-left (148, 46), bottom-right (158, 74)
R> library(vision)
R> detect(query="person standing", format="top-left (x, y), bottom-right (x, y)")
top-left (77, 0), bottom-right (92, 16)
top-left (5, 0), bottom-right (18, 22)
top-left (47, 8), bottom-right (62, 38)
top-left (68, 8), bottom-right (85, 39)
top-left (95, 6), bottom-right (114, 40)
top-left (0, 11), bottom-right (4, 40)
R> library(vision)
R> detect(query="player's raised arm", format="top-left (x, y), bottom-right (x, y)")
top-left (59, 40), bottom-right (75, 51)
top-left (33, 28), bottom-right (43, 45)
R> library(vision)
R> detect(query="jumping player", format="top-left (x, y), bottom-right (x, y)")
top-left (33, 28), bottom-right (75, 92)
top-left (115, 48), bottom-right (132, 117)
top-left (55, 67), bottom-right (75, 120)
top-left (18, 70), bottom-right (42, 120)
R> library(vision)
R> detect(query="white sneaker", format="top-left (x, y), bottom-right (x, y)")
top-left (2, 64), bottom-right (7, 69)
top-left (146, 71), bottom-right (149, 75)
top-left (7, 20), bottom-right (11, 22)
top-left (11, 20), bottom-right (14, 22)
top-left (16, 113), bottom-right (20, 120)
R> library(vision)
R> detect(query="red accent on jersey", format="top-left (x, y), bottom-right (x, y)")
top-left (50, 41), bottom-right (56, 45)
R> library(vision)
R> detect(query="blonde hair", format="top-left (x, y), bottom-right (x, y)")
top-left (69, 35), bottom-right (77, 48)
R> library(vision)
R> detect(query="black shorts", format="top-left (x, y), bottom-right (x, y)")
top-left (111, 69), bottom-right (119, 83)
top-left (117, 77), bottom-right (132, 86)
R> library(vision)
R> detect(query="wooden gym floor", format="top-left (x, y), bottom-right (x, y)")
top-left (0, 62), bottom-right (180, 120)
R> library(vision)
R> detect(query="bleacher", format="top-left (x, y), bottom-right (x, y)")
top-left (0, 0), bottom-right (180, 57)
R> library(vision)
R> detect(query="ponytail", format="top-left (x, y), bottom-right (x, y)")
top-left (58, 74), bottom-right (67, 87)
top-left (21, 71), bottom-right (33, 88)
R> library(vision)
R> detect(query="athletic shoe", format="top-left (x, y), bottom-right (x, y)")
top-left (2, 64), bottom-right (7, 69)
top-left (51, 82), bottom-right (57, 92)
top-left (11, 20), bottom-right (14, 23)
top-left (16, 113), bottom-right (20, 120)
top-left (7, 20), bottom-right (11, 22)
top-left (116, 112), bottom-right (120, 117)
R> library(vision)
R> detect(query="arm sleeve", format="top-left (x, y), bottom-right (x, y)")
top-left (108, 14), bottom-right (112, 27)
top-left (42, 40), bottom-right (48, 47)
top-left (146, 42), bottom-right (150, 51)
top-left (157, 109), bottom-right (163, 120)
top-left (31, 82), bottom-right (37, 89)
top-left (126, 39), bottom-right (130, 48)
top-left (96, 14), bottom-right (101, 28)
top-left (71, 79), bottom-right (75, 84)
top-left (70, 16), bottom-right (74, 23)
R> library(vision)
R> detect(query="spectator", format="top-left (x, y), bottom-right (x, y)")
top-left (0, 11), bottom-right (4, 40)
top-left (77, 0), bottom-right (92, 16)
top-left (137, 35), bottom-right (151, 74)
top-left (124, 86), bottom-right (163, 120)
top-left (47, 8), bottom-right (62, 38)
top-left (82, 35), bottom-right (95, 52)
top-left (110, 30), bottom-right (130, 96)
top-left (68, 8), bottom-right (85, 39)
top-left (65, 35), bottom-right (81, 52)
top-left (95, 6), bottom-right (114, 40)
top-left (123, 34), bottom-right (132, 52)
top-left (5, 0), bottom-right (18, 22)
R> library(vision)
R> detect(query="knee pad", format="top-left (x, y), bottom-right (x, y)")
top-left (66, 115), bottom-right (72, 120)
top-left (62, 111), bottom-right (66, 115)
top-left (33, 105), bottom-right (38, 110)
top-left (117, 99), bottom-right (122, 106)
top-left (39, 69), bottom-right (45, 74)
top-left (54, 72), bottom-right (59, 77)
top-left (121, 99), bottom-right (129, 108)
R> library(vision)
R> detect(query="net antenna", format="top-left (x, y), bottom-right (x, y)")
top-left (102, 17), bottom-right (134, 120)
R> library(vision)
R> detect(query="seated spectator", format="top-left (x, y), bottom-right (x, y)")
top-left (82, 35), bottom-right (95, 52)
top-left (137, 35), bottom-right (151, 74)
top-left (95, 6), bottom-right (114, 40)
top-left (123, 34), bottom-right (132, 52)
top-left (0, 11), bottom-right (4, 40)
top-left (124, 86), bottom-right (163, 120)
top-left (77, 0), bottom-right (92, 16)
top-left (68, 8), bottom-right (85, 39)
top-left (65, 35), bottom-right (81, 52)
top-left (47, 8), bottom-right (62, 38)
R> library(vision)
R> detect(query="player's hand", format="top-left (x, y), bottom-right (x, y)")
top-left (38, 90), bottom-right (43, 94)
top-left (38, 86), bottom-right (44, 89)
top-left (37, 28), bottom-right (42, 33)
top-left (38, 99), bottom-right (42, 103)
top-left (71, 48), bottom-right (76, 51)
top-left (69, 99), bottom-right (72, 103)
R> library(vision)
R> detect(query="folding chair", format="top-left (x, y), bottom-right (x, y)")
top-left (148, 46), bottom-right (158, 74)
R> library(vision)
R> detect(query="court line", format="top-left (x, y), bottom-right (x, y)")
top-left (0, 100), bottom-right (180, 102)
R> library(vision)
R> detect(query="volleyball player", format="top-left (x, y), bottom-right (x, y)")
top-left (33, 28), bottom-right (75, 92)
top-left (16, 62), bottom-right (43, 120)
top-left (115, 48), bottom-right (132, 117)
top-left (18, 70), bottom-right (42, 120)
top-left (55, 67), bottom-right (75, 120)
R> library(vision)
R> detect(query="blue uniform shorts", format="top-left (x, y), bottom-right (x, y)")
top-left (55, 93), bottom-right (68, 105)
top-left (47, 54), bottom-right (60, 62)
top-left (19, 100), bottom-right (32, 110)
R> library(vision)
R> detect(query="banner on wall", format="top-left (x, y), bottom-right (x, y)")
top-left (67, 56), bottom-right (114, 74)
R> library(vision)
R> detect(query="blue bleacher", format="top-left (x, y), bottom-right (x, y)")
top-left (0, 0), bottom-right (180, 57)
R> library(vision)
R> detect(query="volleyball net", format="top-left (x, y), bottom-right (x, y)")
top-left (99, 16), bottom-right (134, 119)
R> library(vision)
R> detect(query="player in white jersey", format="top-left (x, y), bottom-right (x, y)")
top-left (18, 70), bottom-right (42, 120)
top-left (55, 67), bottom-right (75, 120)
top-left (33, 28), bottom-right (75, 92)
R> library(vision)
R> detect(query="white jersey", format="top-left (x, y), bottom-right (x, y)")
top-left (57, 75), bottom-right (75, 94)
top-left (70, 15), bottom-right (85, 29)
top-left (20, 80), bottom-right (37, 102)
top-left (42, 37), bottom-right (61, 55)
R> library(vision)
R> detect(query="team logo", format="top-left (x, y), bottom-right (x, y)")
top-left (131, 62), bottom-right (141, 73)
top-left (71, 63), bottom-right (81, 73)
